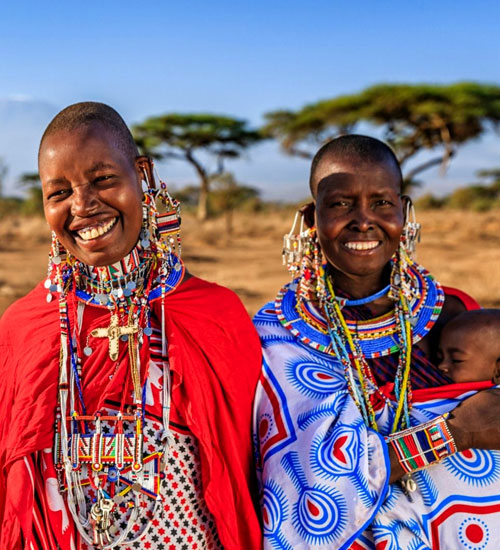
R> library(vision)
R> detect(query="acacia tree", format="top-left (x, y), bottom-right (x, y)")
top-left (210, 172), bottom-right (260, 236)
top-left (133, 114), bottom-right (263, 220)
top-left (263, 82), bottom-right (500, 188)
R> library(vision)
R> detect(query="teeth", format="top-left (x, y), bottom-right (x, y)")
top-left (77, 218), bottom-right (117, 241)
top-left (344, 241), bottom-right (379, 251)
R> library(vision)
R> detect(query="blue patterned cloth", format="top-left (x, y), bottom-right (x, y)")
top-left (253, 283), bottom-right (500, 550)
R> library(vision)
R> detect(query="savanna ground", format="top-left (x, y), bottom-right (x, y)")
top-left (0, 208), bottom-right (499, 318)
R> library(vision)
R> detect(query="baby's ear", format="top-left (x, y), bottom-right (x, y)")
top-left (493, 358), bottom-right (500, 384)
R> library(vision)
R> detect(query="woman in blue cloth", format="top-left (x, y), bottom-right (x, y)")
top-left (253, 135), bottom-right (500, 550)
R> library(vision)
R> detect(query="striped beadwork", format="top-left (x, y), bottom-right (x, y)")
top-left (386, 414), bottom-right (457, 473)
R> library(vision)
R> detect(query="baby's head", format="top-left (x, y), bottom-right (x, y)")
top-left (438, 309), bottom-right (500, 384)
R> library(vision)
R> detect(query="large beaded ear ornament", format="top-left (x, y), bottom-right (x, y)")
top-left (139, 157), bottom-right (182, 262)
top-left (402, 199), bottom-right (421, 260)
top-left (283, 207), bottom-right (325, 303)
top-left (389, 199), bottom-right (421, 307)
top-left (45, 231), bottom-right (72, 303)
top-left (283, 209), bottom-right (307, 276)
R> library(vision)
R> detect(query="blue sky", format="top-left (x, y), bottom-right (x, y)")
top-left (1, 0), bottom-right (500, 199)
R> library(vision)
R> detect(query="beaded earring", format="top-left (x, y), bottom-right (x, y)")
top-left (45, 231), bottom-right (71, 302)
top-left (402, 199), bottom-right (421, 260)
top-left (389, 200), bottom-right (421, 302)
top-left (283, 210), bottom-right (307, 274)
top-left (141, 159), bottom-right (181, 260)
top-left (283, 209), bottom-right (325, 302)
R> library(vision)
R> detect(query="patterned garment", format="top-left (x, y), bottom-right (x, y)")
top-left (253, 281), bottom-right (500, 550)
top-left (31, 325), bottom-right (223, 550)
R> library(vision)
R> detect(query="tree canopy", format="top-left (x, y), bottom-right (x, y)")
top-left (133, 114), bottom-right (263, 220)
top-left (262, 82), bottom-right (500, 186)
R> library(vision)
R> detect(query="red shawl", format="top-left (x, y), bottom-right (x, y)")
top-left (0, 276), bottom-right (263, 549)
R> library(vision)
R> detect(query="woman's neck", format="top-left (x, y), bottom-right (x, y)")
top-left (328, 264), bottom-right (394, 316)
top-left (329, 265), bottom-right (390, 299)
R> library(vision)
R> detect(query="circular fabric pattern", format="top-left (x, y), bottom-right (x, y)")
top-left (458, 517), bottom-right (490, 550)
top-left (262, 481), bottom-right (288, 536)
top-left (293, 486), bottom-right (346, 545)
top-left (286, 356), bottom-right (345, 399)
top-left (445, 449), bottom-right (500, 487)
top-left (311, 426), bottom-right (360, 477)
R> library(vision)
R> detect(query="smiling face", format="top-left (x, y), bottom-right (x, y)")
top-left (437, 321), bottom-right (498, 383)
top-left (40, 123), bottom-right (144, 267)
top-left (313, 156), bottom-right (404, 289)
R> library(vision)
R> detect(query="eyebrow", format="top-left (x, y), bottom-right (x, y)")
top-left (44, 177), bottom-right (68, 188)
top-left (446, 347), bottom-right (467, 354)
top-left (43, 162), bottom-right (117, 188)
top-left (322, 189), bottom-right (399, 198)
top-left (86, 162), bottom-right (116, 173)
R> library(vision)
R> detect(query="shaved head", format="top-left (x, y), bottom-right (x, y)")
top-left (39, 101), bottom-right (139, 164)
top-left (438, 309), bottom-right (500, 384)
top-left (444, 309), bottom-right (500, 338)
top-left (309, 135), bottom-right (403, 197)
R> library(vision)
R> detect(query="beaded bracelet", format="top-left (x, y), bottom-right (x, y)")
top-left (386, 414), bottom-right (457, 474)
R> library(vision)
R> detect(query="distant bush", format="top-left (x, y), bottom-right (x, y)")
top-left (20, 187), bottom-right (44, 216)
top-left (414, 193), bottom-right (446, 210)
top-left (0, 197), bottom-right (23, 217)
top-left (447, 185), bottom-right (497, 210)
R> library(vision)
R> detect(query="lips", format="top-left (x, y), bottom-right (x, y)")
top-left (343, 240), bottom-right (381, 251)
top-left (73, 217), bottom-right (118, 241)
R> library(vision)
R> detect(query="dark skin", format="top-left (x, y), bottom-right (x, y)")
top-left (438, 311), bottom-right (500, 383)
top-left (39, 122), bottom-right (192, 282)
top-left (310, 154), bottom-right (500, 483)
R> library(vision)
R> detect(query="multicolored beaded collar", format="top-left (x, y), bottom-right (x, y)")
top-left (276, 261), bottom-right (444, 359)
top-left (73, 245), bottom-right (184, 307)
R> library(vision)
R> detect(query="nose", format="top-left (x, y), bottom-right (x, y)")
top-left (70, 185), bottom-right (100, 217)
top-left (437, 358), bottom-right (449, 373)
top-left (350, 203), bottom-right (375, 232)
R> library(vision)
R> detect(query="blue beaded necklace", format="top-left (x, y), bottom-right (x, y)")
top-left (336, 284), bottom-right (391, 307)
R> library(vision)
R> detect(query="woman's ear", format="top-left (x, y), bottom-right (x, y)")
top-left (299, 201), bottom-right (315, 228)
top-left (493, 358), bottom-right (500, 385)
top-left (401, 194), bottom-right (412, 222)
top-left (135, 156), bottom-right (156, 189)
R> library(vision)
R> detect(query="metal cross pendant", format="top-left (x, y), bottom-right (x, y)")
top-left (91, 314), bottom-right (139, 361)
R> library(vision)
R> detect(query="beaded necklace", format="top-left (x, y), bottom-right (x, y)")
top-left (323, 275), bottom-right (412, 432)
top-left (336, 284), bottom-right (391, 308)
top-left (275, 258), bottom-right (444, 433)
top-left (49, 185), bottom-right (183, 548)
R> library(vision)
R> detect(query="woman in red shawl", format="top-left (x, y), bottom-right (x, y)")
top-left (0, 102), bottom-right (262, 550)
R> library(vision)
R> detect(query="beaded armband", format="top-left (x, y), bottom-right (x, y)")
top-left (386, 414), bottom-right (457, 474)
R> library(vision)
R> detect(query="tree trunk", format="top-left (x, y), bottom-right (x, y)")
top-left (185, 150), bottom-right (210, 222)
top-left (197, 176), bottom-right (209, 221)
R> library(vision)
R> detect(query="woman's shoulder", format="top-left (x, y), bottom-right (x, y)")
top-left (442, 286), bottom-right (480, 312)
top-left (0, 281), bottom-right (59, 336)
top-left (176, 273), bottom-right (247, 313)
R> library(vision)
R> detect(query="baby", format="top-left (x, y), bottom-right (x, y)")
top-left (438, 309), bottom-right (500, 384)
